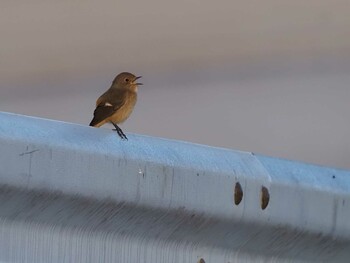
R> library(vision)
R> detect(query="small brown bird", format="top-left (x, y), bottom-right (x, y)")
top-left (89, 72), bottom-right (142, 140)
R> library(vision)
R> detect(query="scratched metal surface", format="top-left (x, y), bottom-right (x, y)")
top-left (0, 186), bottom-right (349, 263)
top-left (0, 111), bottom-right (350, 262)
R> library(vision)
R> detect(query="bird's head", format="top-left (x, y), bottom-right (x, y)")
top-left (112, 72), bottom-right (142, 92)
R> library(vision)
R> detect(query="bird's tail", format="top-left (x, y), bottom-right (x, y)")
top-left (89, 118), bottom-right (104, 127)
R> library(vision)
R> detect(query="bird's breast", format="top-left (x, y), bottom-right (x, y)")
top-left (111, 93), bottom-right (137, 123)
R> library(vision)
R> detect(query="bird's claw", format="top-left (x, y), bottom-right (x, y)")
top-left (113, 128), bottom-right (128, 140)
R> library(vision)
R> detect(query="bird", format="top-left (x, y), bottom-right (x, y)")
top-left (89, 72), bottom-right (142, 140)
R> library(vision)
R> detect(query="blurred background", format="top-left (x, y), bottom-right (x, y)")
top-left (1, 1), bottom-right (349, 169)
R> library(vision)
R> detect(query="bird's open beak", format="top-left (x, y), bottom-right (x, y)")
top-left (134, 76), bottom-right (143, 85)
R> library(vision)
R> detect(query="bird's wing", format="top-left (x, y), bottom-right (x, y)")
top-left (89, 91), bottom-right (126, 127)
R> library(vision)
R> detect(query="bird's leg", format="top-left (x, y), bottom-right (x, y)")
top-left (111, 122), bottom-right (128, 140)
top-left (113, 125), bottom-right (128, 140)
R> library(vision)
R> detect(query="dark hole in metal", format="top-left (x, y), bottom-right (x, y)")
top-left (234, 182), bottom-right (243, 205)
top-left (261, 186), bottom-right (270, 210)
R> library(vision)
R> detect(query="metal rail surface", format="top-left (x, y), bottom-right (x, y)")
top-left (0, 111), bottom-right (349, 262)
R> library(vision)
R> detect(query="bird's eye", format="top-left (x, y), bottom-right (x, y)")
top-left (125, 78), bottom-right (129, 82)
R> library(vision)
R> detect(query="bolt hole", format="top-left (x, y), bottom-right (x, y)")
top-left (198, 258), bottom-right (205, 263)
top-left (234, 182), bottom-right (243, 205)
top-left (261, 186), bottom-right (270, 210)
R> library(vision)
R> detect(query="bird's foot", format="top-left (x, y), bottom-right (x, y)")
top-left (113, 128), bottom-right (128, 140)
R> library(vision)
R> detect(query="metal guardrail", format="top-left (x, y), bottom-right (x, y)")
top-left (0, 111), bottom-right (349, 262)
